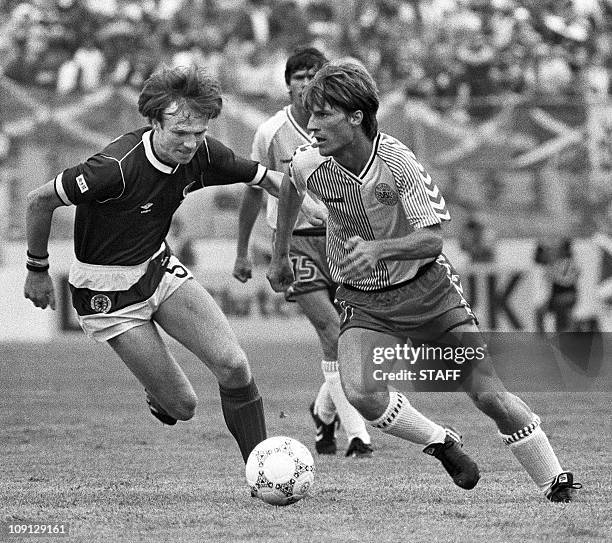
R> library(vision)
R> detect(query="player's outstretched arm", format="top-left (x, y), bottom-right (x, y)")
top-left (233, 186), bottom-right (264, 283)
top-left (258, 169), bottom-right (282, 198)
top-left (24, 180), bottom-right (64, 310)
top-left (267, 174), bottom-right (303, 292)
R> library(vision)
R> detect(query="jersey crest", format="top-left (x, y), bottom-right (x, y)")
top-left (90, 294), bottom-right (112, 314)
top-left (375, 182), bottom-right (399, 206)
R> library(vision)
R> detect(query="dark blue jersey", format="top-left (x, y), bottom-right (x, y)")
top-left (54, 127), bottom-right (266, 265)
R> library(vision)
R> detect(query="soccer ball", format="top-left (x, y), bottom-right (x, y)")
top-left (246, 436), bottom-right (315, 506)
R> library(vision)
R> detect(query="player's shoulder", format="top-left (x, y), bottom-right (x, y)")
top-left (100, 127), bottom-right (148, 161)
top-left (254, 108), bottom-right (291, 142)
top-left (378, 132), bottom-right (413, 157)
top-left (265, 108), bottom-right (291, 131)
top-left (201, 134), bottom-right (237, 162)
top-left (377, 132), bottom-right (424, 171)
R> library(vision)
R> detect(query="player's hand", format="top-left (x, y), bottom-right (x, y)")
top-left (301, 197), bottom-right (328, 227)
top-left (340, 236), bottom-right (380, 281)
top-left (266, 258), bottom-right (295, 293)
top-left (233, 256), bottom-right (253, 283)
top-left (24, 271), bottom-right (56, 310)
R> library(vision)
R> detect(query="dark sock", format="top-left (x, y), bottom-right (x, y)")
top-left (219, 379), bottom-right (267, 462)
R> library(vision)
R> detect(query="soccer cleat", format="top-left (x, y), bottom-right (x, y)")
top-left (345, 437), bottom-right (374, 458)
top-left (145, 390), bottom-right (177, 426)
top-left (309, 402), bottom-right (338, 455)
top-left (423, 427), bottom-right (480, 490)
top-left (545, 472), bottom-right (582, 503)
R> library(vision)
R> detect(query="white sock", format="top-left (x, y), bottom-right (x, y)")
top-left (501, 416), bottom-right (563, 491)
top-left (321, 360), bottom-right (371, 444)
top-left (369, 390), bottom-right (446, 446)
top-left (313, 381), bottom-right (336, 425)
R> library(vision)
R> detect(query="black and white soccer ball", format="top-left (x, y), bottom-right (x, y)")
top-left (246, 436), bottom-right (315, 506)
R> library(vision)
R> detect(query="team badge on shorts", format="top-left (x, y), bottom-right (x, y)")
top-left (375, 183), bottom-right (398, 206)
top-left (90, 294), bottom-right (112, 314)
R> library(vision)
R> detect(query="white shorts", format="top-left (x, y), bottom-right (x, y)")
top-left (70, 246), bottom-right (193, 342)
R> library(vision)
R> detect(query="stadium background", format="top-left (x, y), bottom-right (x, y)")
top-left (1, 0), bottom-right (611, 339)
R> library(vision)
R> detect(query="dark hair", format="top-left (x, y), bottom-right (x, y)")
top-left (303, 61), bottom-right (379, 139)
top-left (138, 65), bottom-right (223, 125)
top-left (284, 46), bottom-right (328, 85)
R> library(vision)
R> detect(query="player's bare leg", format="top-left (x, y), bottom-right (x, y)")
top-left (337, 327), bottom-right (479, 489)
top-left (155, 280), bottom-right (252, 385)
top-left (442, 322), bottom-right (580, 501)
top-left (154, 279), bottom-right (266, 461)
top-left (108, 322), bottom-right (198, 421)
top-left (297, 289), bottom-right (372, 456)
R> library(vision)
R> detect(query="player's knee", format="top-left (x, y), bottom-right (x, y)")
top-left (167, 393), bottom-right (198, 421)
top-left (214, 347), bottom-right (250, 384)
top-left (342, 381), bottom-right (383, 420)
top-left (468, 390), bottom-right (508, 418)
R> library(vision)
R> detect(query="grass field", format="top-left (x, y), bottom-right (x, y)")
top-left (1, 330), bottom-right (610, 543)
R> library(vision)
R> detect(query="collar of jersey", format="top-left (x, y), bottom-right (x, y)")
top-left (331, 133), bottom-right (381, 181)
top-left (285, 106), bottom-right (313, 143)
top-left (142, 130), bottom-right (179, 174)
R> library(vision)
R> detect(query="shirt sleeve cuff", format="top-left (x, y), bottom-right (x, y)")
top-left (247, 164), bottom-right (267, 186)
top-left (54, 173), bottom-right (73, 206)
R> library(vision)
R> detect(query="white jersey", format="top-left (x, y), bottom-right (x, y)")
top-left (290, 132), bottom-right (451, 290)
top-left (250, 106), bottom-right (320, 231)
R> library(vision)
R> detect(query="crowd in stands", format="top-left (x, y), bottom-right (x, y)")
top-left (1, 0), bottom-right (612, 109)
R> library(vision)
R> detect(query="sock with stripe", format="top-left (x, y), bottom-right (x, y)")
top-left (369, 390), bottom-right (446, 446)
top-left (321, 360), bottom-right (371, 444)
top-left (219, 379), bottom-right (267, 463)
top-left (501, 415), bottom-right (563, 491)
top-left (313, 381), bottom-right (337, 425)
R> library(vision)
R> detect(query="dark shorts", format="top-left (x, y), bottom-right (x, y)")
top-left (274, 230), bottom-right (336, 302)
top-left (336, 254), bottom-right (477, 342)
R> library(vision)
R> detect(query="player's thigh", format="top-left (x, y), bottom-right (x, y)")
top-left (107, 321), bottom-right (196, 411)
top-left (153, 279), bottom-right (249, 378)
top-left (295, 289), bottom-right (340, 357)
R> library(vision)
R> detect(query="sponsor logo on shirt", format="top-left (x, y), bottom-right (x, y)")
top-left (322, 196), bottom-right (344, 203)
top-left (76, 174), bottom-right (89, 194)
top-left (375, 183), bottom-right (398, 206)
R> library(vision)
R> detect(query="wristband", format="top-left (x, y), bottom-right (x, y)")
top-left (26, 262), bottom-right (50, 272)
top-left (27, 250), bottom-right (49, 260)
top-left (26, 250), bottom-right (50, 273)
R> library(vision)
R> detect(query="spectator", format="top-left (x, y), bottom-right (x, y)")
top-left (56, 36), bottom-right (105, 94)
top-left (1, 0), bottom-right (612, 106)
top-left (230, 0), bottom-right (273, 46)
top-left (459, 214), bottom-right (496, 263)
top-left (535, 238), bottom-right (581, 333)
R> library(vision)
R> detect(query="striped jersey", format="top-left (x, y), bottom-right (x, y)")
top-left (250, 106), bottom-right (320, 231)
top-left (54, 127), bottom-right (266, 266)
top-left (290, 132), bottom-right (450, 290)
